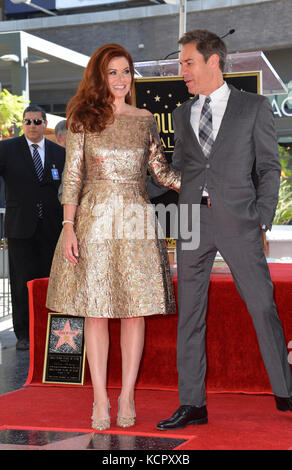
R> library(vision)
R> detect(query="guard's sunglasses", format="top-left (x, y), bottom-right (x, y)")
top-left (23, 118), bottom-right (45, 126)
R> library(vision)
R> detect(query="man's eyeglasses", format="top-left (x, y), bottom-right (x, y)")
top-left (23, 119), bottom-right (45, 126)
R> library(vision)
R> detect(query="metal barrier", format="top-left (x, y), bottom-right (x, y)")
top-left (0, 209), bottom-right (11, 319)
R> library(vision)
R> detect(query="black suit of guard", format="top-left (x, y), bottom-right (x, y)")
top-left (0, 124), bottom-right (65, 344)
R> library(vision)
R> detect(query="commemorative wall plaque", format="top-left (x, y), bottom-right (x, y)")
top-left (43, 313), bottom-right (86, 385)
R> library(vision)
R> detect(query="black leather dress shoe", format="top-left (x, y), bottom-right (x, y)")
top-left (275, 396), bottom-right (292, 412)
top-left (16, 338), bottom-right (29, 351)
top-left (157, 405), bottom-right (208, 430)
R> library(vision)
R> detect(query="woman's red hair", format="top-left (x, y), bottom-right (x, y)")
top-left (66, 43), bottom-right (135, 134)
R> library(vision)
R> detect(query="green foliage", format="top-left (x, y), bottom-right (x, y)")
top-left (275, 145), bottom-right (292, 225)
top-left (274, 178), bottom-right (292, 225)
top-left (0, 88), bottom-right (29, 137)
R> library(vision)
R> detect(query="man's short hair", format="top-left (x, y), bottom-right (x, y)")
top-left (178, 29), bottom-right (227, 72)
top-left (23, 105), bottom-right (47, 121)
top-left (54, 119), bottom-right (67, 138)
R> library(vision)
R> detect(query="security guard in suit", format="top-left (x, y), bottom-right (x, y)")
top-left (0, 105), bottom-right (65, 349)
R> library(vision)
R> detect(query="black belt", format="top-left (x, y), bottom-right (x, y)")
top-left (200, 196), bottom-right (211, 207)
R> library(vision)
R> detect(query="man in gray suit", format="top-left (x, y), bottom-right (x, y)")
top-left (157, 29), bottom-right (292, 430)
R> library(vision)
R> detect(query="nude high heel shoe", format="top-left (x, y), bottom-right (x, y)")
top-left (116, 396), bottom-right (136, 428)
top-left (91, 399), bottom-right (111, 431)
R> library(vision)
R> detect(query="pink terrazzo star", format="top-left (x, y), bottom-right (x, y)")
top-left (53, 320), bottom-right (81, 350)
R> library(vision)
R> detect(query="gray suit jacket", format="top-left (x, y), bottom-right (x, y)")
top-left (172, 85), bottom-right (281, 237)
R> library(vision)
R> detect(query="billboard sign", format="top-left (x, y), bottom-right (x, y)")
top-left (55, 0), bottom-right (125, 9)
top-left (5, 0), bottom-right (56, 14)
top-left (5, 0), bottom-right (124, 14)
top-left (269, 81), bottom-right (292, 119)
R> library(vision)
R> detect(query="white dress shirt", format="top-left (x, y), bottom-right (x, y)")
top-left (190, 81), bottom-right (231, 196)
top-left (25, 137), bottom-right (45, 168)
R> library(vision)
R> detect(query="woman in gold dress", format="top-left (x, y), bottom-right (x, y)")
top-left (46, 43), bottom-right (180, 430)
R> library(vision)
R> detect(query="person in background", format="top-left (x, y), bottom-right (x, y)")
top-left (0, 105), bottom-right (65, 350)
top-left (54, 119), bottom-right (67, 148)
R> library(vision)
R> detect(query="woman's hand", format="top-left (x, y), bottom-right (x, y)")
top-left (63, 224), bottom-right (79, 265)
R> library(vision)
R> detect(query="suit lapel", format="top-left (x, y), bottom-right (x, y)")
top-left (43, 139), bottom-right (52, 181)
top-left (19, 135), bottom-right (40, 183)
top-left (181, 85), bottom-right (244, 162)
top-left (182, 97), bottom-right (206, 158)
top-left (21, 136), bottom-right (54, 183)
top-left (208, 85), bottom-right (243, 160)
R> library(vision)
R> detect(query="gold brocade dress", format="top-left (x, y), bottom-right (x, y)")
top-left (46, 115), bottom-right (181, 318)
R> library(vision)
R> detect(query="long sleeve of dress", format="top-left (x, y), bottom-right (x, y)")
top-left (147, 117), bottom-right (181, 193)
top-left (61, 129), bottom-right (85, 206)
top-left (46, 114), bottom-right (177, 319)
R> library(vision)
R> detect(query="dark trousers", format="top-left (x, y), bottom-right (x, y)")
top-left (177, 204), bottom-right (292, 406)
top-left (8, 220), bottom-right (58, 340)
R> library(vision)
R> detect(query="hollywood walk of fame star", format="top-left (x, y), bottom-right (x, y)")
top-left (53, 320), bottom-right (81, 350)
